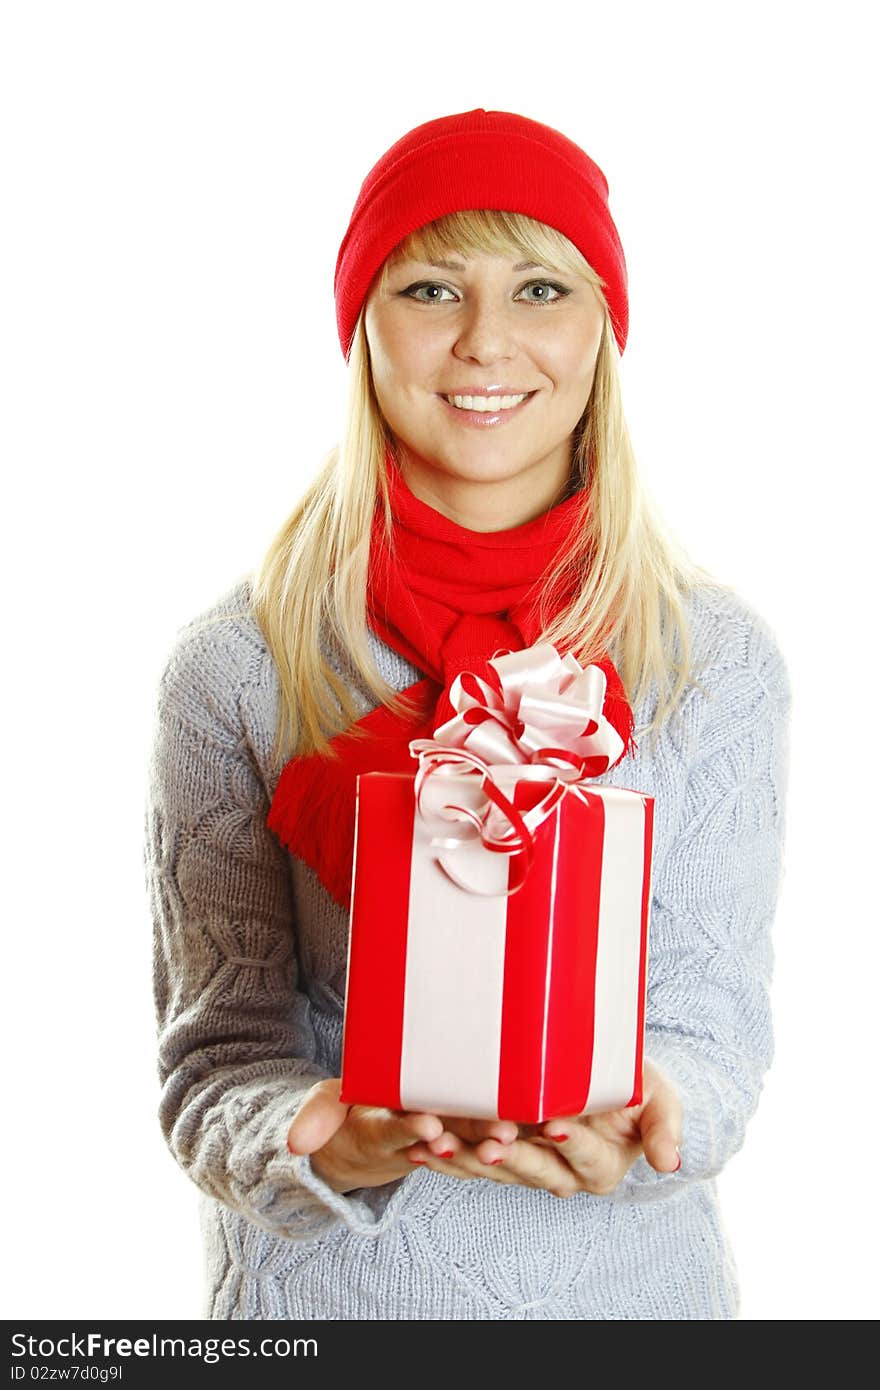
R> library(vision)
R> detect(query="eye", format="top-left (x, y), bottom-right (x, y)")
top-left (516, 280), bottom-right (569, 305)
top-left (401, 281), bottom-right (458, 303)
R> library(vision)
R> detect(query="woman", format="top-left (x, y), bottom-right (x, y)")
top-left (145, 108), bottom-right (791, 1320)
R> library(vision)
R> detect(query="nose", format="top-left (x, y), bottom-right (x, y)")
top-left (452, 293), bottom-right (516, 365)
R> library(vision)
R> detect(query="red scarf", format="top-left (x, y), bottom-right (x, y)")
top-left (267, 455), bottom-right (635, 909)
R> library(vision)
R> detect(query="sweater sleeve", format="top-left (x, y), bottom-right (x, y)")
top-left (607, 610), bottom-right (792, 1202)
top-left (144, 616), bottom-right (409, 1241)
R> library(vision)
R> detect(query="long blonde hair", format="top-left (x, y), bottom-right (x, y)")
top-left (250, 209), bottom-right (726, 774)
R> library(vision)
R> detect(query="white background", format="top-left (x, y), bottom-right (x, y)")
top-left (3, 0), bottom-right (877, 1322)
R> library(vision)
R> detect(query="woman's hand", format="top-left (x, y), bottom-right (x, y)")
top-left (285, 1078), bottom-right (518, 1194)
top-left (405, 1060), bottom-right (684, 1198)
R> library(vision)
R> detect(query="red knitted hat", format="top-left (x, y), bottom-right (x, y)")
top-left (334, 107), bottom-right (628, 362)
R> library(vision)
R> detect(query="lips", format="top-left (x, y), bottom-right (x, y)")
top-left (437, 390), bottom-right (537, 426)
top-left (441, 388), bottom-right (536, 396)
top-left (446, 393), bottom-right (529, 412)
top-left (439, 389), bottom-right (538, 412)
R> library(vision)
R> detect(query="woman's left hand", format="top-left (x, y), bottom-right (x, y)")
top-left (404, 1059), bottom-right (683, 1198)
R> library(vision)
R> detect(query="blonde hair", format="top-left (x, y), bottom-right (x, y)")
top-left (250, 209), bottom-right (728, 774)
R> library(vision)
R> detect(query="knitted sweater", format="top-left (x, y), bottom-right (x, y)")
top-left (144, 576), bottom-right (791, 1321)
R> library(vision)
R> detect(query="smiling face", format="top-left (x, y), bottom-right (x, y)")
top-left (363, 248), bottom-right (606, 531)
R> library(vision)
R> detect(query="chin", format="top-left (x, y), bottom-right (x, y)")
top-left (437, 440), bottom-right (534, 468)
top-left (431, 457), bottom-right (527, 483)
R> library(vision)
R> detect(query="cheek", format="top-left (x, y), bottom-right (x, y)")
top-left (387, 327), bottom-right (439, 385)
top-left (543, 324), bottom-right (601, 395)
top-left (367, 308), bottom-right (436, 390)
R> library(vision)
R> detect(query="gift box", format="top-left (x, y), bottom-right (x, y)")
top-left (339, 643), bottom-right (654, 1123)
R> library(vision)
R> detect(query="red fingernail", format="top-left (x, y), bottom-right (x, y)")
top-left (550, 1133), bottom-right (568, 1143)
top-left (673, 1147), bottom-right (682, 1172)
top-left (409, 1159), bottom-right (427, 1166)
top-left (286, 1140), bottom-right (299, 1155)
top-left (438, 1149), bottom-right (454, 1159)
top-left (490, 1158), bottom-right (504, 1165)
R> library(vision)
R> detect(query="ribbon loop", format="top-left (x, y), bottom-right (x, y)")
top-left (408, 641), bottom-right (625, 896)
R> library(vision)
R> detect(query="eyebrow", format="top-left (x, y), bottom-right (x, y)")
top-left (419, 258), bottom-right (545, 273)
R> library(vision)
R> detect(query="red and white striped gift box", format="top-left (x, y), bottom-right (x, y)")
top-left (340, 769), bottom-right (654, 1123)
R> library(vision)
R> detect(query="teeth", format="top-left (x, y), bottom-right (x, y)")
top-left (446, 393), bottom-right (529, 412)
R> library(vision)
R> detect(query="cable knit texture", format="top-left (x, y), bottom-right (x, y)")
top-left (144, 576), bottom-right (791, 1320)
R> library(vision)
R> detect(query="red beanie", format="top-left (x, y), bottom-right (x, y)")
top-left (334, 107), bottom-right (628, 362)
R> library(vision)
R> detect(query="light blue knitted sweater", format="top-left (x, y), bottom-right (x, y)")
top-left (144, 576), bottom-right (791, 1320)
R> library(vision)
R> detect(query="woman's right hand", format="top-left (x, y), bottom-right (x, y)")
top-left (286, 1078), bottom-right (517, 1193)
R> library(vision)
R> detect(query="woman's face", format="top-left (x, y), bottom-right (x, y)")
top-left (364, 247), bottom-right (605, 525)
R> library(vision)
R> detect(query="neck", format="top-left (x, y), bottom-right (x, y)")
top-left (395, 447), bottom-right (578, 533)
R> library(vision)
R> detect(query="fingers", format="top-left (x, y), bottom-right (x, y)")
top-left (400, 1114), bottom-right (519, 1170)
top-left (415, 1126), bottom-right (512, 1167)
top-left (406, 1131), bottom-right (584, 1198)
top-left (286, 1080), bottom-right (444, 1157)
top-left (402, 1075), bottom-right (685, 1194)
top-left (363, 1106), bottom-right (446, 1152)
top-left (287, 1079), bottom-right (350, 1156)
top-left (539, 1123), bottom-right (643, 1196)
top-left (436, 1115), bottom-right (519, 1147)
top-left (405, 1131), bottom-right (518, 1184)
top-left (639, 1097), bottom-right (683, 1172)
top-left (638, 1077), bottom-right (684, 1174)
top-left (409, 1108), bottom-right (639, 1196)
